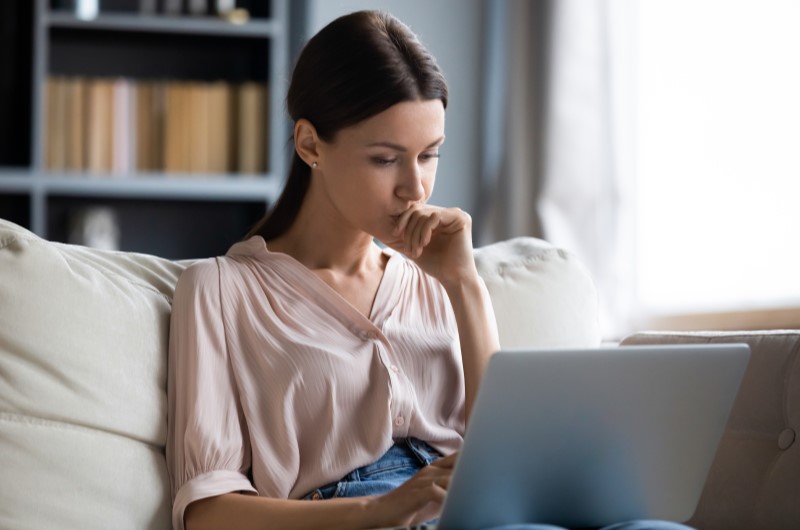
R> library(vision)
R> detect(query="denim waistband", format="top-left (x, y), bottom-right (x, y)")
top-left (303, 438), bottom-right (442, 500)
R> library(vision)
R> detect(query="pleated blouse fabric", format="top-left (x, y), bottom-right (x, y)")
top-left (166, 236), bottom-right (467, 530)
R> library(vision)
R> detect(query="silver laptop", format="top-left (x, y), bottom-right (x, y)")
top-left (377, 343), bottom-right (750, 530)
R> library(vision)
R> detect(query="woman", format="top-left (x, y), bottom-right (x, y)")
top-left (167, 10), bottom-right (693, 530)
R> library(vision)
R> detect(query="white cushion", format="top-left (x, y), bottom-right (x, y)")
top-left (0, 219), bottom-right (183, 530)
top-left (475, 237), bottom-right (601, 348)
top-left (0, 221), bottom-right (599, 529)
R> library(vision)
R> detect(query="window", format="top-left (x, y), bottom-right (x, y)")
top-left (634, 0), bottom-right (800, 327)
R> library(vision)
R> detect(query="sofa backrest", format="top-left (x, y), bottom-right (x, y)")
top-left (0, 218), bottom-right (599, 530)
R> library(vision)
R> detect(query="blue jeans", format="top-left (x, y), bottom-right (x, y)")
top-left (302, 438), bottom-right (442, 500)
top-left (302, 439), bottom-right (695, 530)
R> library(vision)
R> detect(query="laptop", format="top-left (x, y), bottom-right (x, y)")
top-left (375, 343), bottom-right (750, 530)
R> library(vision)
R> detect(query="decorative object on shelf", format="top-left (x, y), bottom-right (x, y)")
top-left (68, 206), bottom-right (121, 250)
top-left (221, 8), bottom-right (249, 25)
top-left (75, 0), bottom-right (98, 20)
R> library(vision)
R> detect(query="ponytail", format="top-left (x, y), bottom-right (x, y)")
top-left (245, 152), bottom-right (311, 241)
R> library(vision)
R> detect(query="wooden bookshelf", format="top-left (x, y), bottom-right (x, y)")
top-left (0, 0), bottom-right (291, 259)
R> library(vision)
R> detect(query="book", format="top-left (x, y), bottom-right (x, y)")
top-left (136, 81), bottom-right (164, 172)
top-left (86, 79), bottom-right (114, 174)
top-left (112, 78), bottom-right (135, 176)
top-left (207, 81), bottom-right (232, 174)
top-left (65, 77), bottom-right (86, 171)
top-left (236, 81), bottom-right (267, 174)
top-left (45, 77), bottom-right (58, 171)
top-left (187, 0), bottom-right (208, 16)
top-left (162, 0), bottom-right (183, 15)
top-left (46, 77), bottom-right (69, 171)
top-left (188, 82), bottom-right (210, 173)
top-left (164, 81), bottom-right (194, 173)
top-left (139, 0), bottom-right (158, 14)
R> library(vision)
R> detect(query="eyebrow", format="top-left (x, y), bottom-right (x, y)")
top-left (365, 136), bottom-right (445, 152)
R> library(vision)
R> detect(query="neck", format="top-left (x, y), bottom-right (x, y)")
top-left (266, 186), bottom-right (381, 275)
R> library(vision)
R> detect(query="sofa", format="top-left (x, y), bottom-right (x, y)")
top-left (0, 217), bottom-right (796, 529)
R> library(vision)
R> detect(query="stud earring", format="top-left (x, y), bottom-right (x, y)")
top-left (311, 162), bottom-right (318, 168)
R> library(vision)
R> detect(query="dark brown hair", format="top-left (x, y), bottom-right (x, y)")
top-left (246, 10), bottom-right (448, 241)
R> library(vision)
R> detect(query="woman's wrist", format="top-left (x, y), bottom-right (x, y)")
top-left (352, 495), bottom-right (383, 529)
top-left (440, 269), bottom-right (483, 297)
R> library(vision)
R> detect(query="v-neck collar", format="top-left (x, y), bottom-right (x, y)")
top-left (236, 236), bottom-right (404, 333)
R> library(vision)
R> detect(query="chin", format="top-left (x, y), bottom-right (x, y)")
top-left (371, 232), bottom-right (399, 250)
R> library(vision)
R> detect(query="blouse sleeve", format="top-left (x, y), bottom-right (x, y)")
top-left (166, 259), bottom-right (257, 530)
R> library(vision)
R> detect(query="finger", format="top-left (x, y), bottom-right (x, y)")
top-left (409, 493), bottom-right (447, 526)
top-left (408, 214), bottom-right (432, 257)
top-left (433, 475), bottom-right (451, 490)
top-left (414, 213), bottom-right (442, 258)
top-left (418, 214), bottom-right (440, 252)
top-left (403, 212), bottom-right (427, 255)
top-left (393, 205), bottom-right (421, 236)
top-left (429, 452), bottom-right (458, 468)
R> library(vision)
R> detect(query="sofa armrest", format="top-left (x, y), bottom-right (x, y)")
top-left (621, 330), bottom-right (800, 530)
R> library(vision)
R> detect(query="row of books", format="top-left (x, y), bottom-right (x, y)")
top-left (44, 76), bottom-right (269, 175)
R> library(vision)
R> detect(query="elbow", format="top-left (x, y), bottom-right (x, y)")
top-left (184, 496), bottom-right (218, 530)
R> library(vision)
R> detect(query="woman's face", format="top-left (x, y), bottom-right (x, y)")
top-left (315, 99), bottom-right (445, 245)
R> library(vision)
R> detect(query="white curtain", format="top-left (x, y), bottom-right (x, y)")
top-left (479, 0), bottom-right (636, 339)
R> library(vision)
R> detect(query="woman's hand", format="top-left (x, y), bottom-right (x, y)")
top-left (387, 205), bottom-right (500, 423)
top-left (362, 453), bottom-right (457, 528)
top-left (387, 205), bottom-right (478, 286)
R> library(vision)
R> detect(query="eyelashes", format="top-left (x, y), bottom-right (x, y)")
top-left (370, 153), bottom-right (440, 167)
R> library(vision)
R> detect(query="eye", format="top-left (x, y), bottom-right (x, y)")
top-left (371, 157), bottom-right (398, 167)
top-left (420, 152), bottom-right (441, 162)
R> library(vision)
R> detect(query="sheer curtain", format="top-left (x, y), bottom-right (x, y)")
top-left (479, 0), bottom-right (800, 339)
top-left (478, 0), bottom-right (636, 339)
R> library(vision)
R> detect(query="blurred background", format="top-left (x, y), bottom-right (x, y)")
top-left (1, 0), bottom-right (798, 340)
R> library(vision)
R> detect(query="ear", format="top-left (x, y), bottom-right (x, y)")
top-left (294, 119), bottom-right (321, 167)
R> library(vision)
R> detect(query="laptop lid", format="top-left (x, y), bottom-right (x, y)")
top-left (437, 343), bottom-right (750, 530)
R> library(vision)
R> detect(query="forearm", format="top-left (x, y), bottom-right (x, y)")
top-left (185, 493), bottom-right (374, 530)
top-left (442, 274), bottom-right (500, 422)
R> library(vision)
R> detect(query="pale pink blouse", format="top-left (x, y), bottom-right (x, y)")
top-left (166, 236), bottom-right (467, 530)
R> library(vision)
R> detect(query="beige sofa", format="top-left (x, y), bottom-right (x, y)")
top-left (0, 217), bottom-right (796, 529)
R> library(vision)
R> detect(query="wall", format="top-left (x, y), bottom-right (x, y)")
top-left (306, 0), bottom-right (483, 211)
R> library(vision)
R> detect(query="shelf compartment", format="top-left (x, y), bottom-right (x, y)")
top-left (0, 193), bottom-right (32, 230)
top-left (49, 0), bottom-right (272, 20)
top-left (0, 1), bottom-right (34, 167)
top-left (47, 194), bottom-right (267, 259)
top-left (49, 26), bottom-right (270, 81)
top-left (45, 12), bottom-right (280, 38)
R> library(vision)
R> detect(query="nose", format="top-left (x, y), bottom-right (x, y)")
top-left (396, 162), bottom-right (426, 202)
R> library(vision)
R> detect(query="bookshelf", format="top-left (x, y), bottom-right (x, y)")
top-left (0, 0), bottom-right (291, 259)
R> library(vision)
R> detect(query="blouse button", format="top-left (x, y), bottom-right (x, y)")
top-left (394, 416), bottom-right (405, 426)
top-left (390, 364), bottom-right (400, 373)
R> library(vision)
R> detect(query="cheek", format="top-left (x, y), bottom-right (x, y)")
top-left (422, 167), bottom-right (437, 198)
